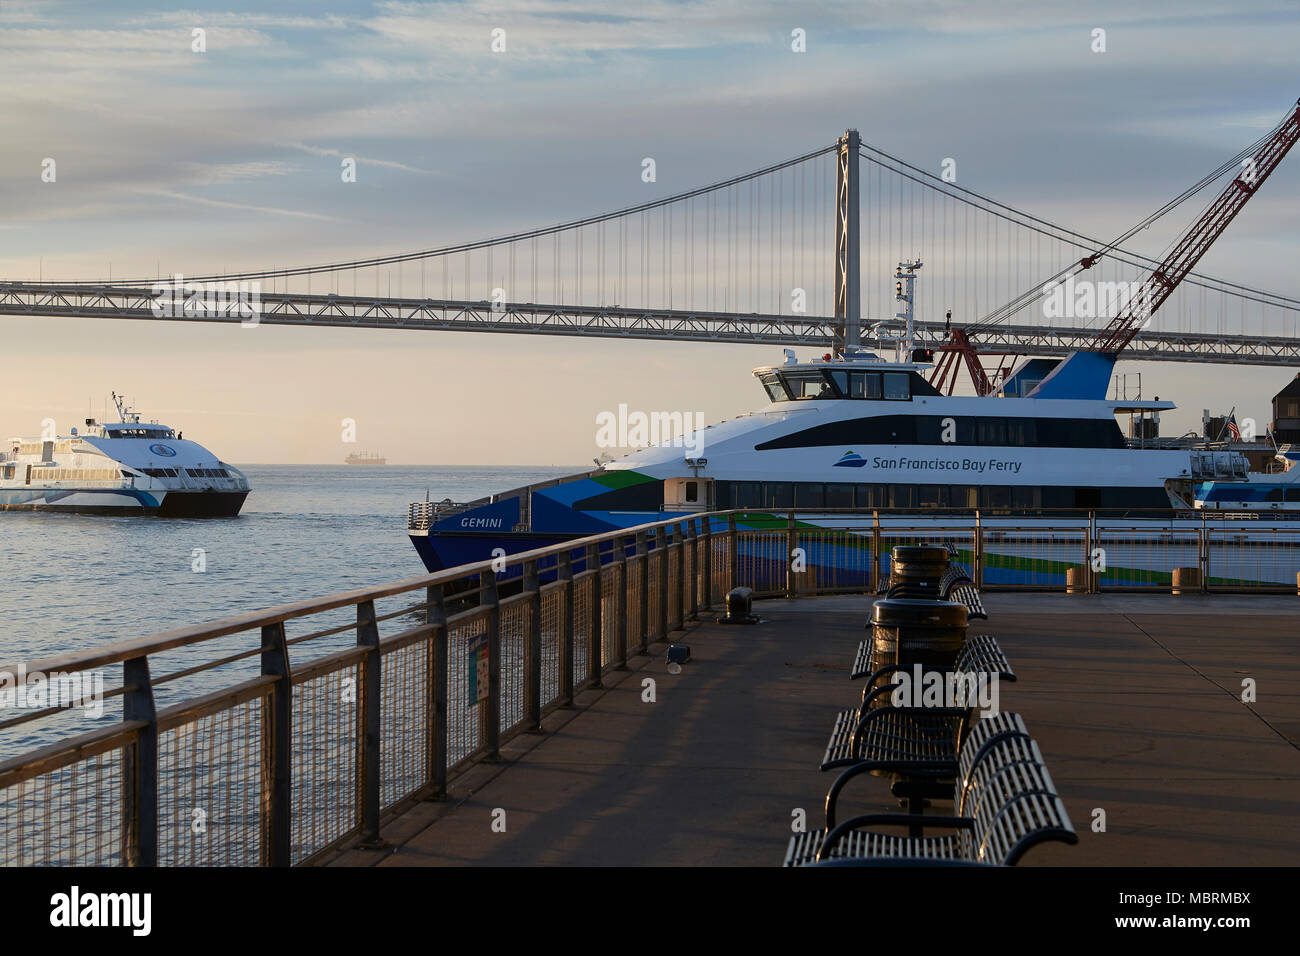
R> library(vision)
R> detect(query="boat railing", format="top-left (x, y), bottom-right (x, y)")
top-left (1189, 450), bottom-right (1250, 480)
top-left (408, 499), bottom-right (473, 531)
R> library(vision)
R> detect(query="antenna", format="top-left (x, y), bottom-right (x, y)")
top-left (894, 259), bottom-right (923, 357)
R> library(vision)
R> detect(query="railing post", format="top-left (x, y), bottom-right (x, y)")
top-left (425, 584), bottom-right (448, 800)
top-left (871, 510), bottom-right (881, 592)
top-left (786, 511), bottom-right (797, 598)
top-left (1199, 514), bottom-right (1209, 593)
top-left (258, 621), bottom-right (292, 868)
top-left (356, 600), bottom-right (385, 848)
top-left (674, 523), bottom-right (686, 630)
top-left (657, 526), bottom-right (670, 638)
top-left (260, 623), bottom-right (291, 865)
top-left (727, 514), bottom-right (738, 592)
top-left (974, 510), bottom-right (984, 588)
top-left (482, 569), bottom-right (502, 759)
top-left (688, 519), bottom-right (700, 620)
top-left (1088, 510), bottom-right (1098, 594)
top-left (559, 550), bottom-right (575, 705)
top-left (636, 531), bottom-right (649, 654)
top-left (122, 656), bottom-right (157, 867)
top-left (525, 559), bottom-right (543, 730)
top-left (702, 516), bottom-right (714, 610)
top-left (615, 537), bottom-right (629, 669)
top-left (587, 543), bottom-right (603, 688)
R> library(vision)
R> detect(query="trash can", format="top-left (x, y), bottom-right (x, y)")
top-left (870, 597), bottom-right (968, 673)
top-left (887, 545), bottom-right (949, 598)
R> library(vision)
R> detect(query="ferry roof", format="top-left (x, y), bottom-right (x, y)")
top-left (1107, 401), bottom-right (1176, 412)
top-left (753, 353), bottom-right (933, 376)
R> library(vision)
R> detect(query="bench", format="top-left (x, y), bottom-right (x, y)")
top-left (823, 710), bottom-right (1030, 825)
top-left (828, 635), bottom-right (1016, 771)
top-left (822, 642), bottom-right (1017, 773)
top-left (787, 731), bottom-right (1077, 866)
top-left (849, 631), bottom-right (1013, 686)
top-left (788, 716), bottom-right (1032, 864)
top-left (939, 564), bottom-right (988, 620)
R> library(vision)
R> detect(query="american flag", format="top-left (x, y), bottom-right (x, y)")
top-left (1226, 414), bottom-right (1241, 441)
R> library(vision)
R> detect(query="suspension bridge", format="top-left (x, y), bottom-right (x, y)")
top-left (4, 109), bottom-right (1300, 384)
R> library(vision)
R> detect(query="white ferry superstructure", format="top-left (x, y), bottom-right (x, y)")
top-left (407, 341), bottom-right (1251, 574)
top-left (0, 394), bottom-right (250, 516)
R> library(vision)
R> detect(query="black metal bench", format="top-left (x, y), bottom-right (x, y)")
top-left (849, 630), bottom-right (1013, 686)
top-left (788, 732), bottom-right (1077, 866)
top-left (822, 645), bottom-right (1017, 772)
top-left (788, 715), bottom-right (1032, 865)
top-left (823, 710), bottom-right (1030, 823)
top-left (939, 564), bottom-right (988, 620)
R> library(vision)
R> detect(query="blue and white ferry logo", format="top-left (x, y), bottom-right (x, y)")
top-left (148, 443), bottom-right (176, 457)
top-left (833, 450), bottom-right (867, 468)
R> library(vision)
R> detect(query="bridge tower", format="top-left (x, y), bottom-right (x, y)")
top-left (834, 128), bottom-right (861, 354)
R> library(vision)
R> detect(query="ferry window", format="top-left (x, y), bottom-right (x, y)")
top-left (891, 485), bottom-right (916, 508)
top-left (1006, 419), bottom-right (1037, 446)
top-left (733, 482), bottom-right (762, 509)
top-left (1265, 488), bottom-right (1284, 502)
top-left (1286, 488), bottom-right (1300, 502)
top-left (783, 370), bottom-right (837, 400)
top-left (795, 483), bottom-right (824, 508)
top-left (846, 371), bottom-right (882, 399)
top-left (1011, 487), bottom-right (1039, 509)
top-left (764, 482), bottom-right (794, 508)
top-left (978, 418), bottom-right (1006, 445)
top-left (1042, 487), bottom-right (1073, 509)
top-left (918, 485), bottom-right (943, 508)
top-left (855, 484), bottom-right (886, 508)
top-left (685, 481), bottom-right (698, 503)
top-left (828, 370), bottom-right (850, 397)
top-left (1073, 488), bottom-right (1101, 509)
top-left (982, 486), bottom-right (1011, 509)
top-left (760, 373), bottom-right (789, 402)
top-left (949, 486), bottom-right (978, 509)
top-left (882, 372), bottom-right (910, 401)
top-left (914, 417), bottom-right (940, 444)
top-left (825, 483), bottom-right (854, 508)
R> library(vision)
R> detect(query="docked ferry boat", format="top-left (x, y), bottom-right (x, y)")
top-left (1, 394), bottom-right (250, 516)
top-left (1194, 445), bottom-right (1300, 512)
top-left (407, 340), bottom-right (1251, 575)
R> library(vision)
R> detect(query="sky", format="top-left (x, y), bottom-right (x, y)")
top-left (1, 0), bottom-right (1299, 464)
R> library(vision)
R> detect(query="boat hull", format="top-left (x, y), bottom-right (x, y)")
top-left (0, 488), bottom-right (248, 517)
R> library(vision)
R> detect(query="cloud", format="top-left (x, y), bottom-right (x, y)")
top-left (178, 161), bottom-right (301, 185)
top-left (132, 188), bottom-right (343, 221)
top-left (285, 143), bottom-right (440, 175)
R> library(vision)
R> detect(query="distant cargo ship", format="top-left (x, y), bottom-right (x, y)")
top-left (1, 392), bottom-right (250, 516)
top-left (346, 452), bottom-right (387, 465)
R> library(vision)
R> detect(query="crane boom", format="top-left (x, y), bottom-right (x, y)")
top-left (1092, 99), bottom-right (1300, 354)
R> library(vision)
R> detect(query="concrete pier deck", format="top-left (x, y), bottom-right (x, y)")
top-left (325, 593), bottom-right (1300, 867)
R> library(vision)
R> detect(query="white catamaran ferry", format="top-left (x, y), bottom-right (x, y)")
top-left (407, 265), bottom-right (1255, 577)
top-left (1, 393), bottom-right (250, 516)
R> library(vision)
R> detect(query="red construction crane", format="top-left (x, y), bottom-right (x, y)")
top-left (1092, 99), bottom-right (1300, 354)
top-left (930, 97), bottom-right (1300, 393)
top-left (928, 327), bottom-right (1017, 396)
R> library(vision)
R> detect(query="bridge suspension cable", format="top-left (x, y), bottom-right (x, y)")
top-left (59, 144), bottom-right (839, 289)
top-left (857, 133), bottom-right (1300, 332)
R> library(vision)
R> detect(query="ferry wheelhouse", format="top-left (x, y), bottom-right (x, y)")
top-left (0, 394), bottom-right (250, 516)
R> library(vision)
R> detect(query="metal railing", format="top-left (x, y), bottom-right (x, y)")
top-left (0, 512), bottom-right (720, 868)
top-left (3, 508), bottom-right (1299, 867)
